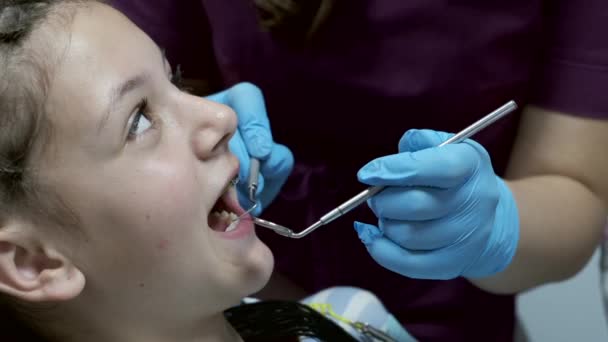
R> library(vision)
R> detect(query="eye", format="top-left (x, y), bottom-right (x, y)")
top-left (127, 98), bottom-right (153, 140)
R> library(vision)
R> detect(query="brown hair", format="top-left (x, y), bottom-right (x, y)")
top-left (0, 1), bottom-right (54, 216)
top-left (0, 0), bottom-right (85, 229)
top-left (0, 1), bottom-right (88, 341)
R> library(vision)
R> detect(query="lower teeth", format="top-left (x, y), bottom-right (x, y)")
top-left (225, 219), bottom-right (239, 232)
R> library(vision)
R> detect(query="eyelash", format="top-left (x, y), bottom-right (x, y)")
top-left (127, 98), bottom-right (150, 140)
top-left (127, 65), bottom-right (185, 141)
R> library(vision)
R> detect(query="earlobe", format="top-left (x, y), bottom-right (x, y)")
top-left (0, 227), bottom-right (85, 303)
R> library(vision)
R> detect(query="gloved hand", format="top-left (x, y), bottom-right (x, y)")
top-left (353, 129), bottom-right (520, 280)
top-left (206, 83), bottom-right (294, 216)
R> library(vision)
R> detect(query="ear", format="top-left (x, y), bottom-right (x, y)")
top-left (0, 221), bottom-right (85, 303)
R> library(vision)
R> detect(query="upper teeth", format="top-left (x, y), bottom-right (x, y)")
top-left (210, 210), bottom-right (238, 220)
top-left (210, 210), bottom-right (240, 232)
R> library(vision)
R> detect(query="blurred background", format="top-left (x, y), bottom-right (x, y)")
top-left (517, 246), bottom-right (608, 341)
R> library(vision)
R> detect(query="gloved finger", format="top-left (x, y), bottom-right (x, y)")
top-left (398, 129), bottom-right (453, 153)
top-left (367, 186), bottom-right (460, 221)
top-left (225, 83), bottom-right (273, 159)
top-left (379, 217), bottom-right (469, 251)
top-left (259, 143), bottom-right (294, 181)
top-left (369, 239), bottom-right (464, 280)
top-left (235, 169), bottom-right (266, 216)
top-left (236, 187), bottom-right (264, 216)
top-left (354, 222), bottom-right (462, 280)
top-left (258, 144), bottom-right (294, 209)
top-left (400, 129), bottom-right (493, 167)
top-left (357, 144), bottom-right (479, 189)
top-left (229, 129), bottom-right (266, 212)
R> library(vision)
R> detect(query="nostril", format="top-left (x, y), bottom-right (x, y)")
top-left (211, 132), bottom-right (233, 155)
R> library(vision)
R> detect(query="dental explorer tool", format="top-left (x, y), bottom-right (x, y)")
top-left (233, 158), bottom-right (261, 221)
top-left (252, 100), bottom-right (518, 239)
top-left (247, 158), bottom-right (260, 203)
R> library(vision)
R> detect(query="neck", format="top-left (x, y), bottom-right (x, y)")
top-left (57, 303), bottom-right (243, 342)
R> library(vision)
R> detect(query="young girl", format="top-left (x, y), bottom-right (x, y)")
top-left (0, 1), bottom-right (411, 341)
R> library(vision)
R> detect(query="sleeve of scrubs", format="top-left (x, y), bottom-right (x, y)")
top-left (530, 0), bottom-right (608, 119)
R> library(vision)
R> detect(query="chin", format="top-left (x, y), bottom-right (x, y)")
top-left (211, 234), bottom-right (275, 305)
top-left (237, 240), bottom-right (274, 297)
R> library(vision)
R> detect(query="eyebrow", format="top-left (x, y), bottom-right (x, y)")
top-left (97, 73), bottom-right (150, 135)
top-left (97, 46), bottom-right (169, 135)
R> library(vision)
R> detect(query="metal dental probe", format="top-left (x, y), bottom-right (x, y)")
top-left (235, 158), bottom-right (260, 219)
top-left (252, 100), bottom-right (518, 238)
top-left (247, 158), bottom-right (260, 203)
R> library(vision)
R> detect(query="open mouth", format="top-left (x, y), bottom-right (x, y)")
top-left (207, 180), bottom-right (241, 233)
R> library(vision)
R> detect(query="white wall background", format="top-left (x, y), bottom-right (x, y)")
top-left (517, 248), bottom-right (608, 341)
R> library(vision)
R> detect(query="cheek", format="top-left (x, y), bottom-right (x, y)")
top-left (127, 168), bottom-right (205, 239)
top-left (90, 171), bottom-right (208, 281)
top-left (135, 161), bottom-right (203, 216)
top-left (86, 161), bottom-right (207, 256)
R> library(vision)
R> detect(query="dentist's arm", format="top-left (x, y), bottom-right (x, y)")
top-left (470, 106), bottom-right (608, 294)
top-left (353, 106), bottom-right (607, 294)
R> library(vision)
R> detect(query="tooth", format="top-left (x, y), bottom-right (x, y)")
top-left (229, 212), bottom-right (238, 220)
top-left (225, 219), bottom-right (239, 232)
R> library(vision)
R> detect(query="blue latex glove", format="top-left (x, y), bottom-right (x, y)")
top-left (206, 83), bottom-right (294, 216)
top-left (354, 129), bottom-right (520, 280)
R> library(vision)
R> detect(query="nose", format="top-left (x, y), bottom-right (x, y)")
top-left (186, 95), bottom-right (237, 160)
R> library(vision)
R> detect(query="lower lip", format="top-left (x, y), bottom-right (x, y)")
top-left (212, 217), bottom-right (255, 240)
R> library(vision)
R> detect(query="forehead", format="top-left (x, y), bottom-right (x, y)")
top-left (45, 3), bottom-right (157, 134)
top-left (63, 3), bottom-right (154, 68)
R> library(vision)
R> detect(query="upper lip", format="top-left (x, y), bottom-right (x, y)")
top-left (216, 161), bottom-right (239, 203)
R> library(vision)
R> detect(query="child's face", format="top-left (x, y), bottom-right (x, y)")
top-left (38, 3), bottom-right (273, 319)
